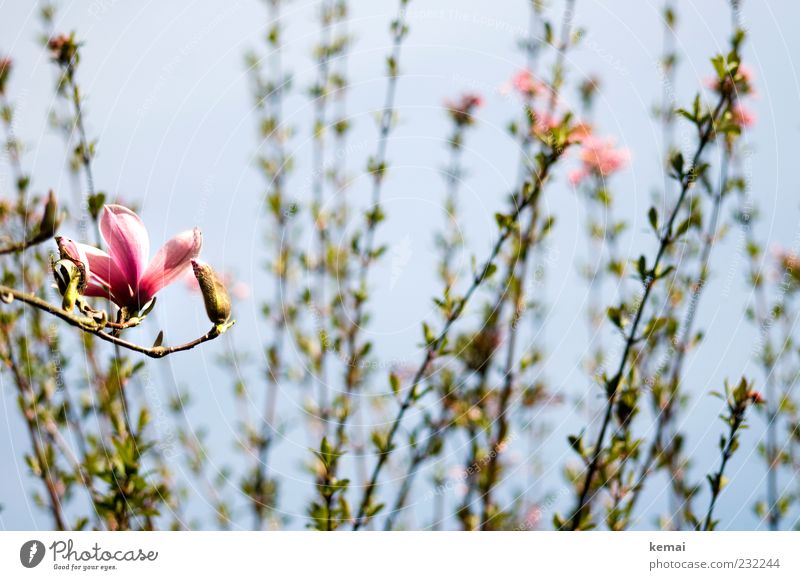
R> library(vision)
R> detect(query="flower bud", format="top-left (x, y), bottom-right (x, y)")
top-left (54, 236), bottom-right (87, 288)
top-left (48, 33), bottom-right (79, 67)
top-left (33, 191), bottom-right (61, 243)
top-left (53, 259), bottom-right (82, 312)
top-left (191, 259), bottom-right (232, 327)
top-left (746, 390), bottom-right (765, 405)
top-left (0, 56), bottom-right (12, 94)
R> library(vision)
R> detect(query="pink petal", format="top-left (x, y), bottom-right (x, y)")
top-left (568, 168), bottom-right (587, 187)
top-left (100, 204), bottom-right (150, 286)
top-left (59, 237), bottom-right (128, 302)
top-left (138, 228), bottom-right (202, 303)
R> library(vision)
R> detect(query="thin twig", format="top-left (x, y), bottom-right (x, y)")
top-left (568, 90), bottom-right (731, 530)
top-left (0, 284), bottom-right (228, 358)
top-left (353, 151), bottom-right (563, 529)
top-left (0, 328), bottom-right (66, 530)
top-left (625, 151), bottom-right (730, 520)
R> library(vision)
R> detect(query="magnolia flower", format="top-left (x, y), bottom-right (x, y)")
top-left (59, 204), bottom-right (202, 312)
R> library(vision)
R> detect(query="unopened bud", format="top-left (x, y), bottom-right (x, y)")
top-left (48, 33), bottom-right (78, 67)
top-left (54, 236), bottom-right (87, 292)
top-left (53, 259), bottom-right (81, 312)
top-left (0, 56), bottom-right (12, 94)
top-left (191, 259), bottom-right (232, 327)
top-left (33, 191), bottom-right (61, 242)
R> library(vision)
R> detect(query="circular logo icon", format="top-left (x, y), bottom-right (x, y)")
top-left (20, 540), bottom-right (46, 568)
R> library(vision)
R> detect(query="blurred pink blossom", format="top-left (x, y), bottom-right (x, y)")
top-left (770, 244), bottom-right (800, 284)
top-left (705, 63), bottom-right (756, 97)
top-left (444, 92), bottom-right (484, 126)
top-left (570, 136), bottom-right (630, 185)
top-left (732, 103), bottom-right (756, 128)
top-left (569, 168), bottom-right (588, 187)
top-left (501, 69), bottom-right (545, 97)
top-left (184, 268), bottom-right (250, 301)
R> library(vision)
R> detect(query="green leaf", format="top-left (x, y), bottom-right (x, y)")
top-left (87, 192), bottom-right (106, 220)
top-left (648, 206), bottom-right (658, 232)
top-left (494, 212), bottom-right (513, 230)
top-left (389, 372), bottom-right (400, 396)
top-left (669, 151), bottom-right (684, 176)
top-left (422, 322), bottom-right (436, 345)
top-left (636, 255), bottom-right (648, 281)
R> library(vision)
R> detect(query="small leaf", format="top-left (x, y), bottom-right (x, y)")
top-left (648, 206), bottom-right (658, 232)
top-left (389, 372), bottom-right (400, 396)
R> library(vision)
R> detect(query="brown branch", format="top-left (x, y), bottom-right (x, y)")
top-left (352, 148), bottom-right (564, 530)
top-left (0, 328), bottom-right (66, 530)
top-left (0, 231), bottom-right (54, 255)
top-left (624, 151), bottom-right (730, 522)
top-left (567, 90), bottom-right (732, 530)
top-left (0, 284), bottom-right (229, 358)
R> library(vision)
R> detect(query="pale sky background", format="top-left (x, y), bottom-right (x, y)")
top-left (1, 0), bottom-right (800, 530)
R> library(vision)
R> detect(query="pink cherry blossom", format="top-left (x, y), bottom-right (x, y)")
top-left (737, 64), bottom-right (755, 84)
top-left (568, 167), bottom-right (589, 187)
top-left (579, 136), bottom-right (630, 177)
top-left (231, 282), bottom-right (251, 301)
top-left (501, 69), bottom-right (546, 98)
top-left (732, 102), bottom-right (756, 128)
top-left (771, 244), bottom-right (800, 285)
top-left (705, 63), bottom-right (756, 97)
top-left (444, 92), bottom-right (484, 126)
top-left (531, 109), bottom-right (559, 135)
top-left (568, 135), bottom-right (629, 186)
top-left (59, 204), bottom-right (202, 312)
top-left (184, 268), bottom-right (250, 301)
top-left (523, 505), bottom-right (543, 528)
top-left (567, 121), bottom-right (593, 144)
